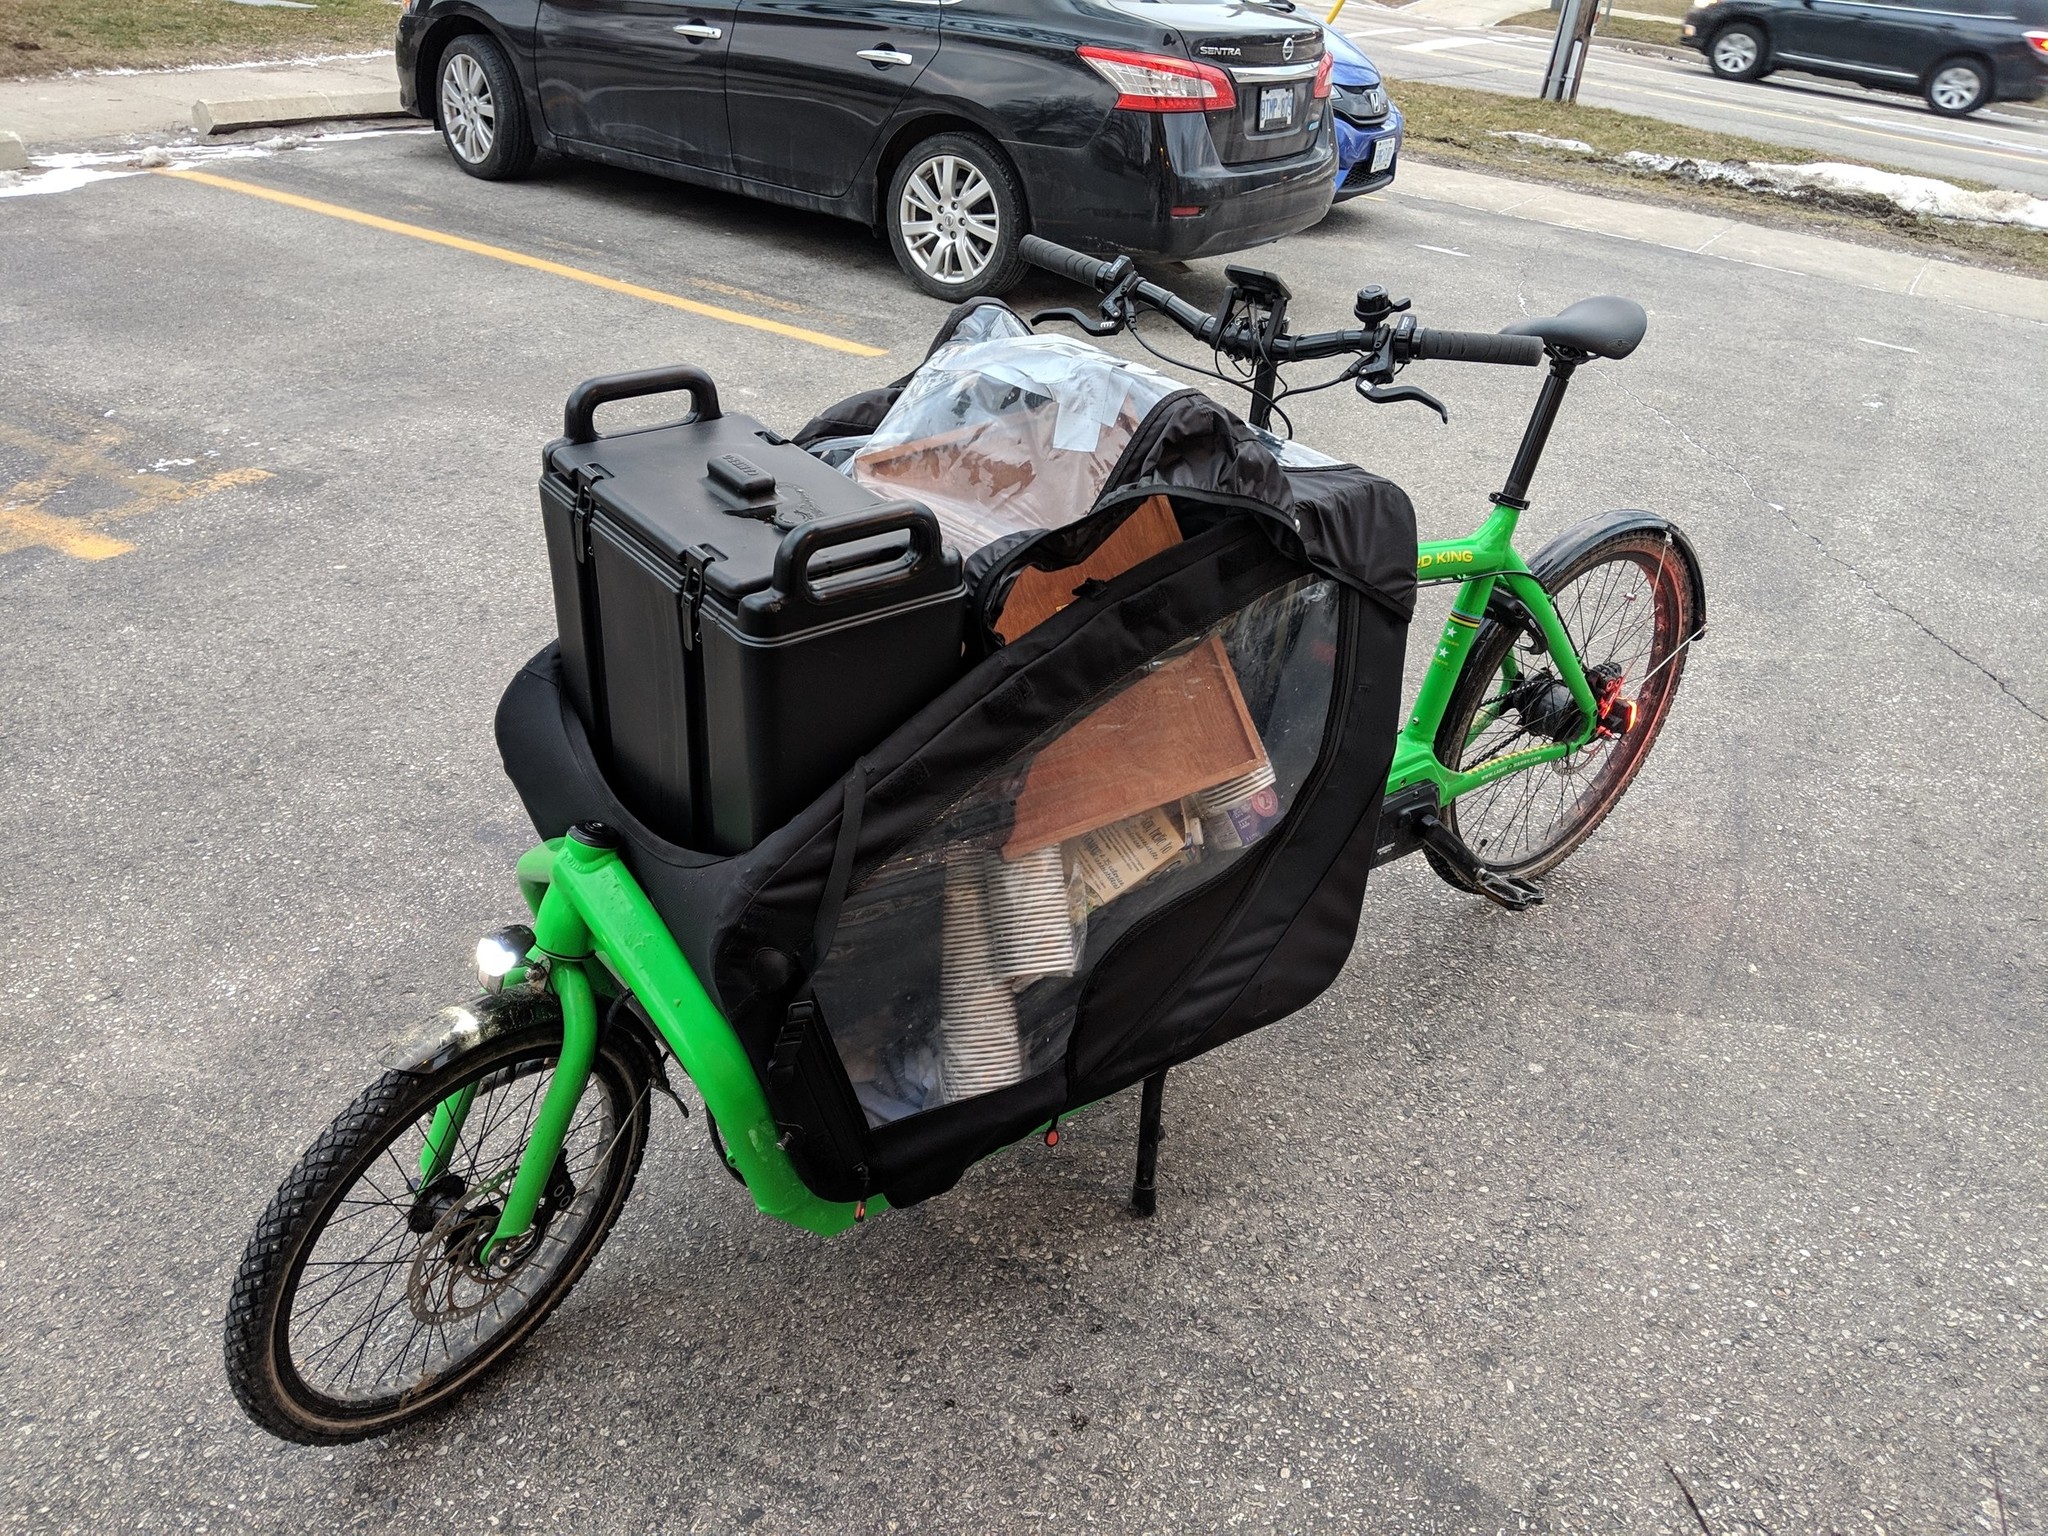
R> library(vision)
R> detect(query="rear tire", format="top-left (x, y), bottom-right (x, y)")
top-left (1428, 527), bottom-right (1699, 887)
top-left (885, 132), bottom-right (1029, 301)
top-left (1925, 55), bottom-right (1990, 116)
top-left (436, 33), bottom-right (537, 181)
top-left (1706, 23), bottom-right (1770, 81)
top-left (224, 1010), bottom-right (651, 1443)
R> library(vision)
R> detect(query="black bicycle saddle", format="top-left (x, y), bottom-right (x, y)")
top-left (1503, 296), bottom-right (1648, 360)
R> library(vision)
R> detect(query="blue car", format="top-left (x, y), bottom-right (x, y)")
top-left (1324, 26), bottom-right (1403, 200)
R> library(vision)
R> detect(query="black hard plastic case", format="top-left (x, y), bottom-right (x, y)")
top-left (539, 365), bottom-right (965, 853)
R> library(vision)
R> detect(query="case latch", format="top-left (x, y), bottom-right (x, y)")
top-left (568, 462), bottom-right (611, 563)
top-left (677, 547), bottom-right (713, 651)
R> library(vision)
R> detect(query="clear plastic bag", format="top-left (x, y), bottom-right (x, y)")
top-left (847, 335), bottom-right (1183, 559)
top-left (811, 575), bottom-right (1340, 1126)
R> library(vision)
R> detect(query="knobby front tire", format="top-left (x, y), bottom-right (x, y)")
top-left (1430, 527), bottom-right (1699, 885)
top-left (224, 1012), bottom-right (651, 1443)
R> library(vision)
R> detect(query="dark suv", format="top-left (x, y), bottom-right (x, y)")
top-left (1681, 0), bottom-right (2048, 115)
top-left (395, 0), bottom-right (1338, 298)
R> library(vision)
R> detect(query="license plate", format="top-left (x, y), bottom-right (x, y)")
top-left (1370, 136), bottom-right (1396, 172)
top-left (1258, 85), bottom-right (1296, 132)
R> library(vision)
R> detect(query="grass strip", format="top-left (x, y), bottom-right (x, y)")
top-left (1390, 78), bottom-right (2048, 278)
top-left (3, 0), bottom-right (395, 78)
top-left (1499, 8), bottom-right (1686, 47)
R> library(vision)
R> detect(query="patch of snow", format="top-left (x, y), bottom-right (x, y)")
top-left (1758, 160), bottom-right (2048, 233)
top-left (1617, 149), bottom-right (2048, 232)
top-left (0, 124), bottom-right (423, 198)
top-left (47, 50), bottom-right (392, 80)
top-left (1490, 130), bottom-right (1597, 155)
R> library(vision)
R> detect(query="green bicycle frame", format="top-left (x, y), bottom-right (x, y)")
top-left (463, 502), bottom-right (1598, 1255)
top-left (471, 833), bottom-right (870, 1262)
top-left (1389, 499), bottom-right (1600, 803)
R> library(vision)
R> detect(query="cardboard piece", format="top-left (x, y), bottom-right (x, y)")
top-left (993, 495), bottom-right (1182, 642)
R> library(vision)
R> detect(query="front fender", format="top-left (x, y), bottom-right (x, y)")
top-left (379, 988), bottom-right (562, 1074)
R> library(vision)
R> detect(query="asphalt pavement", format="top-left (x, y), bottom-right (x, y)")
top-left (1, 130), bottom-right (2043, 1534)
top-left (1344, 9), bottom-right (2048, 197)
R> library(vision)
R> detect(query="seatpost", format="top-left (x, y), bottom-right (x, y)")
top-left (1494, 353), bottom-right (1579, 508)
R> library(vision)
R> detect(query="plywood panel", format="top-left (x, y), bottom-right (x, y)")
top-left (1006, 635), bottom-right (1266, 856)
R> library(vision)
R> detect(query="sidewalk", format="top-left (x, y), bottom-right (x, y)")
top-left (0, 53), bottom-right (399, 148)
top-left (1389, 159), bottom-right (2048, 323)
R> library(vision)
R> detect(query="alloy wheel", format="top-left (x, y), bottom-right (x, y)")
top-left (441, 52), bottom-right (497, 165)
top-left (1711, 30), bottom-right (1759, 75)
top-left (897, 154), bottom-right (1001, 285)
top-left (1929, 63), bottom-right (1983, 112)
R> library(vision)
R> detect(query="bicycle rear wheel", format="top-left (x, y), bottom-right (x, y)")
top-left (1431, 527), bottom-right (1698, 884)
top-left (224, 1008), bottom-right (651, 1443)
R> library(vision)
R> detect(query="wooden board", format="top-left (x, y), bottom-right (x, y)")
top-left (1005, 634), bottom-right (1267, 856)
top-left (993, 495), bottom-right (1182, 643)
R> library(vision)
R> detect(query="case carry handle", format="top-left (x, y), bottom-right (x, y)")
top-left (773, 501), bottom-right (944, 608)
top-left (563, 364), bottom-right (722, 444)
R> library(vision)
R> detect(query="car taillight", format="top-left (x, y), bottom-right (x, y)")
top-left (1314, 52), bottom-right (1333, 99)
top-left (1077, 46), bottom-right (1237, 112)
top-left (2027, 28), bottom-right (2048, 55)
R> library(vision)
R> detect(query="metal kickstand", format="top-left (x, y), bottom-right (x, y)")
top-left (1130, 1070), bottom-right (1167, 1218)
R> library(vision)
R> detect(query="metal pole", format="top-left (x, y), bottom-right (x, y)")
top-left (1540, 0), bottom-right (1597, 102)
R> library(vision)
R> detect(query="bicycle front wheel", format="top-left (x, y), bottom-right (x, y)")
top-left (1432, 526), bottom-right (1699, 884)
top-left (224, 1007), bottom-right (652, 1443)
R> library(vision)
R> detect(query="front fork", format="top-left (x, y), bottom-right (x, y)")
top-left (464, 876), bottom-right (603, 1265)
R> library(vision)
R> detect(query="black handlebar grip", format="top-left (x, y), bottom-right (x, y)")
top-left (563, 364), bottom-right (721, 443)
top-left (1020, 234), bottom-right (1118, 290)
top-left (1410, 329), bottom-right (1546, 366)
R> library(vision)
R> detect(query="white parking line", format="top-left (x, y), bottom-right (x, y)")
top-left (1397, 36), bottom-right (1498, 52)
top-left (1415, 243), bottom-right (1473, 256)
top-left (1856, 336), bottom-right (1919, 352)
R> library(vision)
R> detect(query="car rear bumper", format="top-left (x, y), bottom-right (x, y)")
top-left (1014, 111), bottom-right (1336, 260)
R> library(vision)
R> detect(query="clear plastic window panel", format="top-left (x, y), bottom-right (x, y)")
top-left (812, 576), bottom-right (1340, 1126)
top-left (846, 334), bottom-right (1183, 560)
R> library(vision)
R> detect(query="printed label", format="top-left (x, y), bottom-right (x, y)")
top-left (1070, 806), bottom-right (1186, 912)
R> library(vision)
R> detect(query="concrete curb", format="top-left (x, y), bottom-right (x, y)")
top-left (192, 88), bottom-right (404, 135)
top-left (0, 131), bottom-right (26, 172)
top-left (1391, 159), bottom-right (2048, 324)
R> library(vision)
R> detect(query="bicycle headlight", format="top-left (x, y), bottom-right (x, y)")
top-left (474, 925), bottom-right (537, 992)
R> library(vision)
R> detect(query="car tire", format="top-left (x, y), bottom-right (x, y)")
top-left (436, 33), bottom-right (536, 181)
top-left (885, 132), bottom-right (1029, 301)
top-left (1925, 55), bottom-right (1990, 116)
top-left (1706, 22), bottom-right (1770, 82)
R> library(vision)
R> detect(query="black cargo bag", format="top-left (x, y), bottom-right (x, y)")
top-left (499, 347), bottom-right (1416, 1210)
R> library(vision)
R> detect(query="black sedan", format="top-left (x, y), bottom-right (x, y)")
top-left (395, 0), bottom-right (1339, 298)
top-left (1681, 0), bottom-right (2048, 116)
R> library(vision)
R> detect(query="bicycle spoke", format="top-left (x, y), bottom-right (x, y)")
top-left (1443, 544), bottom-right (1689, 874)
top-left (281, 1051), bottom-right (626, 1408)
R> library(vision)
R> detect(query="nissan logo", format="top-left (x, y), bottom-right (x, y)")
top-left (1281, 36), bottom-right (1295, 60)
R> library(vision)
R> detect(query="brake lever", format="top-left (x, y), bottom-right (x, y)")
top-left (1031, 306), bottom-right (1122, 336)
top-left (1358, 379), bottom-right (1450, 424)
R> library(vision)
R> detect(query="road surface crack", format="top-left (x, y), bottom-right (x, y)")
top-left (1602, 372), bottom-right (2046, 725)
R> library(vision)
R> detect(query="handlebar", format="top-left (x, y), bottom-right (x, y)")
top-left (1019, 233), bottom-right (1544, 371)
top-left (1019, 235), bottom-right (1118, 291)
top-left (1408, 328), bottom-right (1545, 367)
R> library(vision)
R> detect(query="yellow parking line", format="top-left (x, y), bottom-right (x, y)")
top-left (155, 168), bottom-right (888, 358)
